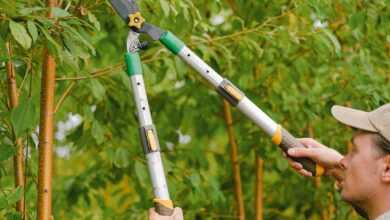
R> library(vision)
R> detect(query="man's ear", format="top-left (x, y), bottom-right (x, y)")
top-left (382, 155), bottom-right (390, 183)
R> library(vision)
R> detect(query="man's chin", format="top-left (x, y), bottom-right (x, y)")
top-left (340, 189), bottom-right (351, 202)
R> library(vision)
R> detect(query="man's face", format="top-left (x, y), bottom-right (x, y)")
top-left (339, 132), bottom-right (382, 203)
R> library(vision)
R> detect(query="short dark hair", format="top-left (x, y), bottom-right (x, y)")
top-left (372, 133), bottom-right (390, 155)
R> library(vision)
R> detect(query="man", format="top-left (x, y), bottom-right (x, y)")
top-left (287, 104), bottom-right (390, 220)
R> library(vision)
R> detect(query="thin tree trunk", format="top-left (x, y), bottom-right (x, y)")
top-left (347, 140), bottom-right (359, 219)
top-left (226, 0), bottom-right (238, 14)
top-left (37, 1), bottom-right (57, 219)
top-left (254, 155), bottom-right (263, 220)
top-left (346, 101), bottom-right (357, 216)
top-left (222, 100), bottom-right (245, 220)
top-left (6, 41), bottom-right (26, 217)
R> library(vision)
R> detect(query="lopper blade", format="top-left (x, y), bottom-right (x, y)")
top-left (110, 0), bottom-right (139, 22)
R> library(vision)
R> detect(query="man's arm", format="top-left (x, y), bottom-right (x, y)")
top-left (286, 138), bottom-right (344, 178)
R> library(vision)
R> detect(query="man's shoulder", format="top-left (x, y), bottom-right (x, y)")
top-left (376, 211), bottom-right (390, 220)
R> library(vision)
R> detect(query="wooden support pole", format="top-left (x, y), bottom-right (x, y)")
top-left (254, 155), bottom-right (264, 220)
top-left (222, 100), bottom-right (245, 220)
top-left (226, 0), bottom-right (238, 14)
top-left (37, 1), bottom-right (57, 219)
top-left (6, 41), bottom-right (26, 217)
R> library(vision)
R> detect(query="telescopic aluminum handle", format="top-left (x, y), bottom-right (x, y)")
top-left (159, 32), bottom-right (324, 177)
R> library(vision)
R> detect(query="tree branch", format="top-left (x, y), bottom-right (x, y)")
top-left (54, 81), bottom-right (76, 113)
top-left (5, 40), bottom-right (26, 218)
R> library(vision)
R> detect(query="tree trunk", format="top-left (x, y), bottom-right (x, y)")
top-left (222, 100), bottom-right (245, 220)
top-left (254, 155), bottom-right (263, 220)
top-left (37, 1), bottom-right (57, 219)
top-left (226, 0), bottom-right (238, 14)
top-left (6, 41), bottom-right (26, 217)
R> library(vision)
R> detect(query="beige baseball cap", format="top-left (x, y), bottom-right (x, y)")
top-left (331, 103), bottom-right (390, 145)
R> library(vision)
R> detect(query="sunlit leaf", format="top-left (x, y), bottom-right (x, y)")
top-left (9, 20), bottom-right (32, 49)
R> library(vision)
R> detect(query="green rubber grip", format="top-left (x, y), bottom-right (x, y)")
top-left (280, 128), bottom-right (324, 177)
top-left (159, 32), bottom-right (185, 55)
top-left (125, 52), bottom-right (142, 76)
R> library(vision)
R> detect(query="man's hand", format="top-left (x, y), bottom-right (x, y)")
top-left (286, 138), bottom-right (344, 177)
top-left (149, 207), bottom-right (184, 220)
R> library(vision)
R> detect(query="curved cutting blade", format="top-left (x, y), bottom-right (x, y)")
top-left (110, 0), bottom-right (139, 22)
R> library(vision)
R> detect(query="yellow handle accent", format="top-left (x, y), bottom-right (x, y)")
top-left (316, 164), bottom-right (325, 177)
top-left (272, 125), bottom-right (282, 145)
top-left (128, 12), bottom-right (145, 30)
top-left (153, 199), bottom-right (174, 209)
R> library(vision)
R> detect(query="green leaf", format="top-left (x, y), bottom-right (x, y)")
top-left (159, 0), bottom-right (170, 16)
top-left (322, 29), bottom-right (341, 56)
top-left (134, 160), bottom-right (148, 186)
top-left (63, 33), bottom-right (89, 59)
top-left (114, 148), bottom-right (130, 168)
top-left (61, 23), bottom-right (95, 55)
top-left (9, 20), bottom-right (32, 49)
top-left (27, 20), bottom-right (38, 42)
top-left (91, 121), bottom-right (104, 145)
top-left (189, 174), bottom-right (201, 189)
top-left (0, 195), bottom-right (7, 209)
top-left (6, 212), bottom-right (22, 220)
top-left (349, 11), bottom-right (366, 30)
top-left (276, 157), bottom-right (289, 171)
top-left (7, 186), bottom-right (23, 204)
top-left (52, 7), bottom-right (71, 18)
top-left (10, 97), bottom-right (36, 138)
top-left (87, 12), bottom-right (100, 31)
top-left (19, 7), bottom-right (44, 15)
top-left (62, 50), bottom-right (80, 72)
top-left (0, 34), bottom-right (6, 56)
top-left (0, 145), bottom-right (16, 162)
top-left (89, 80), bottom-right (106, 101)
top-left (37, 24), bottom-right (62, 57)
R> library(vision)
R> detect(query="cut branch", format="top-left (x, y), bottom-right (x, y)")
top-left (37, 1), bottom-right (57, 219)
top-left (222, 100), bottom-right (245, 220)
top-left (6, 41), bottom-right (26, 218)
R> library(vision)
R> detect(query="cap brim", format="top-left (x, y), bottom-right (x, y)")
top-left (331, 105), bottom-right (377, 132)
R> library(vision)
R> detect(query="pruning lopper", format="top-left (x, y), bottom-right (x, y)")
top-left (110, 0), bottom-right (325, 218)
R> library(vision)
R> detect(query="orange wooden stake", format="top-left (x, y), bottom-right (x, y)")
top-left (222, 100), bottom-right (245, 220)
top-left (37, 1), bottom-right (57, 219)
top-left (6, 41), bottom-right (26, 218)
top-left (254, 155), bottom-right (264, 220)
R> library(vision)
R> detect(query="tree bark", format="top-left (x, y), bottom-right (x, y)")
top-left (6, 41), bottom-right (26, 217)
top-left (254, 155), bottom-right (263, 220)
top-left (226, 0), bottom-right (238, 14)
top-left (222, 100), bottom-right (245, 220)
top-left (37, 1), bottom-right (57, 219)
